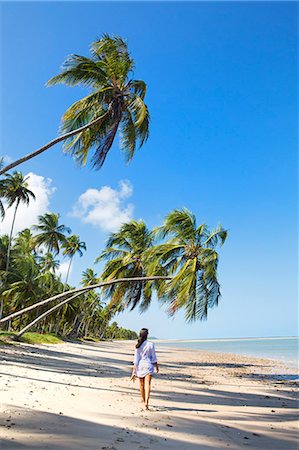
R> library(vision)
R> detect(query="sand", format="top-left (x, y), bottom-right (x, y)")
top-left (0, 340), bottom-right (298, 450)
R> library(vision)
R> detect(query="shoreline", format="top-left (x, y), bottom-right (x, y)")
top-left (158, 344), bottom-right (298, 373)
top-left (155, 337), bottom-right (298, 371)
top-left (1, 340), bottom-right (298, 449)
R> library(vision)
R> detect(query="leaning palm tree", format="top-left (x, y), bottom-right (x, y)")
top-left (95, 220), bottom-right (161, 311)
top-left (149, 209), bottom-right (228, 322)
top-left (0, 210), bottom-right (227, 332)
top-left (0, 34), bottom-right (149, 175)
top-left (32, 212), bottom-right (71, 256)
top-left (2, 172), bottom-right (35, 276)
top-left (62, 235), bottom-right (87, 284)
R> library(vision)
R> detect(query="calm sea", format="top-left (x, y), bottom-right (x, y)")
top-left (156, 337), bottom-right (299, 369)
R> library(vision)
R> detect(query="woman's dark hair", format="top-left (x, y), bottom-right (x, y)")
top-left (136, 328), bottom-right (149, 348)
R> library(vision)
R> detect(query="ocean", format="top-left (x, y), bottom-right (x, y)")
top-left (155, 336), bottom-right (299, 369)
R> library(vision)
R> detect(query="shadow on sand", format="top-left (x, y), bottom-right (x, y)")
top-left (1, 342), bottom-right (298, 449)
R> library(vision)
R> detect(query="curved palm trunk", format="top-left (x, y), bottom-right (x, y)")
top-left (16, 291), bottom-right (84, 338)
top-left (0, 106), bottom-right (113, 176)
top-left (0, 276), bottom-right (172, 324)
top-left (0, 199), bottom-right (20, 319)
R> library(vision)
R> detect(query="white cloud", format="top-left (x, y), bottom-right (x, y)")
top-left (0, 172), bottom-right (55, 236)
top-left (71, 180), bottom-right (134, 233)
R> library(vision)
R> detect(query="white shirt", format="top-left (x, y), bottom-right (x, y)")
top-left (134, 341), bottom-right (157, 378)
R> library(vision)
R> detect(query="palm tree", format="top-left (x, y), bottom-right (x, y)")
top-left (39, 252), bottom-right (60, 273)
top-left (0, 34), bottom-right (149, 175)
top-left (81, 268), bottom-right (99, 286)
top-left (0, 157), bottom-right (6, 219)
top-left (13, 229), bottom-right (35, 255)
top-left (0, 235), bottom-right (9, 272)
top-left (96, 220), bottom-right (160, 311)
top-left (2, 256), bottom-right (42, 318)
top-left (32, 213), bottom-right (71, 255)
top-left (62, 235), bottom-right (87, 284)
top-left (149, 209), bottom-right (228, 322)
top-left (2, 172), bottom-right (35, 276)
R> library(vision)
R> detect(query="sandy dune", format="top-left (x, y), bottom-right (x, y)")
top-left (0, 340), bottom-right (298, 449)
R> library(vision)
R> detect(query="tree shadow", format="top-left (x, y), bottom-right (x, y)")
top-left (1, 404), bottom-right (298, 450)
top-left (0, 344), bottom-right (130, 379)
top-left (0, 407), bottom-right (227, 450)
top-left (1, 342), bottom-right (298, 449)
top-left (151, 385), bottom-right (298, 410)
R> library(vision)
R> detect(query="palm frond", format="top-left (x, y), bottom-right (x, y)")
top-left (46, 55), bottom-right (107, 88)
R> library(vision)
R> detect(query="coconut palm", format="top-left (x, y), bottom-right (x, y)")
top-left (1, 172), bottom-right (35, 277)
top-left (0, 158), bottom-right (5, 219)
top-left (96, 220), bottom-right (160, 312)
top-left (32, 213), bottom-right (71, 256)
top-left (0, 234), bottom-right (9, 270)
top-left (13, 229), bottom-right (34, 255)
top-left (2, 256), bottom-right (43, 316)
top-left (81, 268), bottom-right (99, 286)
top-left (0, 34), bottom-right (149, 175)
top-left (62, 235), bottom-right (87, 284)
top-left (149, 209), bottom-right (228, 322)
top-left (39, 252), bottom-right (60, 273)
top-left (0, 231), bottom-right (33, 314)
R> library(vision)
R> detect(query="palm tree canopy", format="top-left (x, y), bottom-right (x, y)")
top-left (0, 234), bottom-right (9, 271)
top-left (39, 252), bottom-right (60, 273)
top-left (1, 172), bottom-right (35, 208)
top-left (149, 209), bottom-right (228, 322)
top-left (96, 220), bottom-right (159, 312)
top-left (13, 229), bottom-right (35, 256)
top-left (33, 212), bottom-right (71, 255)
top-left (47, 34), bottom-right (150, 170)
top-left (62, 235), bottom-right (87, 258)
top-left (81, 268), bottom-right (99, 286)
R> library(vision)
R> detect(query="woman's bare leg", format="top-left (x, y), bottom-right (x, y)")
top-left (139, 377), bottom-right (145, 403)
top-left (144, 374), bottom-right (152, 409)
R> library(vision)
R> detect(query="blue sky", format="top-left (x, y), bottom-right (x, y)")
top-left (0, 2), bottom-right (297, 339)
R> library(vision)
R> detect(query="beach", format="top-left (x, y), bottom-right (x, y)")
top-left (0, 340), bottom-right (298, 450)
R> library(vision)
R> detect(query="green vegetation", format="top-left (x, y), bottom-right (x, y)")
top-left (0, 207), bottom-right (139, 340)
top-left (98, 210), bottom-right (227, 321)
top-left (19, 332), bottom-right (63, 344)
top-left (0, 205), bottom-right (227, 338)
top-left (0, 331), bottom-right (62, 345)
top-left (96, 220), bottom-right (157, 312)
top-left (0, 172), bottom-right (36, 318)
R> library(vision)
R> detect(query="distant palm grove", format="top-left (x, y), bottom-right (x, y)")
top-left (0, 35), bottom-right (227, 341)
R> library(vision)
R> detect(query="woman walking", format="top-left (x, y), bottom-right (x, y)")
top-left (132, 328), bottom-right (159, 410)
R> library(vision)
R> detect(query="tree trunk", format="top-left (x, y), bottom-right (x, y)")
top-left (65, 256), bottom-right (73, 286)
top-left (0, 106), bottom-right (113, 176)
top-left (0, 199), bottom-right (20, 319)
top-left (0, 276), bottom-right (171, 324)
top-left (5, 199), bottom-right (19, 274)
top-left (16, 292), bottom-right (84, 338)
